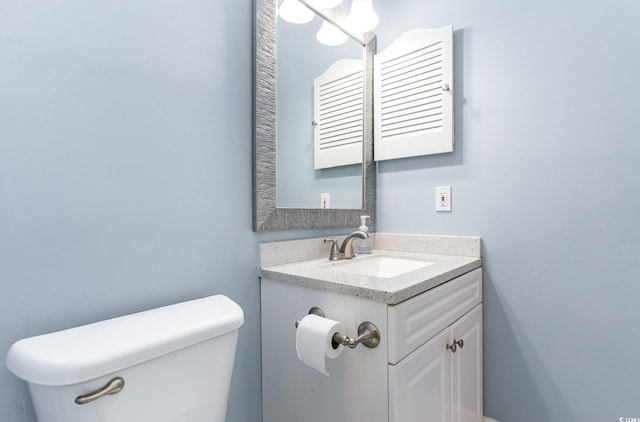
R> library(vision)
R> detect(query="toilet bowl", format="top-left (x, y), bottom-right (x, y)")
top-left (5, 294), bottom-right (244, 422)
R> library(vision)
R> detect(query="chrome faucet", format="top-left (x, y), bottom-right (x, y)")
top-left (324, 230), bottom-right (369, 261)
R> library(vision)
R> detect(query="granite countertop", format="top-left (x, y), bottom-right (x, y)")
top-left (260, 248), bottom-right (481, 305)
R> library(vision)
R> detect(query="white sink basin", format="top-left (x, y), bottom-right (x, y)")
top-left (333, 256), bottom-right (434, 278)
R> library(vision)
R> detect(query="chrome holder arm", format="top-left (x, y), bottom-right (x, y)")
top-left (75, 377), bottom-right (125, 405)
top-left (332, 322), bottom-right (380, 349)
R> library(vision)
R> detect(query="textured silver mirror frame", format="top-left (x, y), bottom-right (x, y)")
top-left (253, 0), bottom-right (376, 231)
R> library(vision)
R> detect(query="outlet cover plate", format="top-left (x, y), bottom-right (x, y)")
top-left (436, 186), bottom-right (451, 212)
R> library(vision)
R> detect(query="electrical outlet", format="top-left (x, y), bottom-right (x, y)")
top-left (321, 193), bottom-right (330, 209)
top-left (435, 186), bottom-right (451, 212)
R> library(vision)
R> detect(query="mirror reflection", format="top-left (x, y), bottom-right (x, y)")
top-left (276, 17), bottom-right (364, 209)
top-left (253, 0), bottom-right (376, 231)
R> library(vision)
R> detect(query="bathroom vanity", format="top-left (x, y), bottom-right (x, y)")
top-left (260, 233), bottom-right (482, 422)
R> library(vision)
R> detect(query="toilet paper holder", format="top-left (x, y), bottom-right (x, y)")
top-left (295, 307), bottom-right (380, 350)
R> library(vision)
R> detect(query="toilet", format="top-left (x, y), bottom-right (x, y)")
top-left (5, 294), bottom-right (244, 422)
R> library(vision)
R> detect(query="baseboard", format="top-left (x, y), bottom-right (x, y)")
top-left (484, 417), bottom-right (500, 422)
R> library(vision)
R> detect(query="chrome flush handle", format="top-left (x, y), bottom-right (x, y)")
top-left (75, 377), bottom-right (125, 405)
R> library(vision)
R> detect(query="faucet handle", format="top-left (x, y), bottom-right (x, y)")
top-left (323, 238), bottom-right (340, 261)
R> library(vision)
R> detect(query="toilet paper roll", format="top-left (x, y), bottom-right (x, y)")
top-left (295, 314), bottom-right (345, 376)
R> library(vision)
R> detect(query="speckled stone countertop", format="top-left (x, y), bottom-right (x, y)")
top-left (259, 233), bottom-right (482, 305)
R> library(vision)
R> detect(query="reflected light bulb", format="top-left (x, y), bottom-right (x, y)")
top-left (307, 0), bottom-right (343, 8)
top-left (316, 20), bottom-right (348, 46)
top-left (346, 0), bottom-right (379, 33)
top-left (279, 0), bottom-right (314, 24)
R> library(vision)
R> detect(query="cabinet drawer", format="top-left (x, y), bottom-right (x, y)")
top-left (387, 268), bottom-right (482, 364)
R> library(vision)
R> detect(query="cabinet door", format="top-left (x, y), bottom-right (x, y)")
top-left (374, 26), bottom-right (454, 161)
top-left (450, 304), bottom-right (483, 422)
top-left (313, 59), bottom-right (364, 169)
top-left (389, 329), bottom-right (451, 422)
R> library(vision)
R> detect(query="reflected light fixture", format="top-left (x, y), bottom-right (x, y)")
top-left (345, 0), bottom-right (379, 33)
top-left (279, 0), bottom-right (314, 24)
top-left (316, 20), bottom-right (348, 46)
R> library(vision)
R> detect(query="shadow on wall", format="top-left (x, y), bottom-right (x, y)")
top-left (482, 264), bottom-right (573, 422)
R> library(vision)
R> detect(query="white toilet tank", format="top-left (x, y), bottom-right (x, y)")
top-left (5, 294), bottom-right (244, 422)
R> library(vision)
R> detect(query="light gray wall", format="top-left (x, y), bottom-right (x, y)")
top-left (374, 0), bottom-right (640, 421)
top-left (0, 1), bottom-right (263, 421)
top-left (4, 1), bottom-right (640, 422)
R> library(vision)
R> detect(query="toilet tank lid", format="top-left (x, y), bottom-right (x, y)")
top-left (5, 294), bottom-right (244, 386)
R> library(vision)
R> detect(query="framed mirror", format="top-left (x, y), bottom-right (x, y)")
top-left (253, 0), bottom-right (376, 231)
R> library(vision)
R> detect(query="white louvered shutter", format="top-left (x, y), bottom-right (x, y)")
top-left (314, 59), bottom-right (364, 169)
top-left (374, 26), bottom-right (453, 161)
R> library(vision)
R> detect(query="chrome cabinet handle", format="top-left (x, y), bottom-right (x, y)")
top-left (75, 377), bottom-right (125, 405)
top-left (446, 339), bottom-right (464, 353)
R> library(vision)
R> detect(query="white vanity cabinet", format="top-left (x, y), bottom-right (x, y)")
top-left (389, 304), bottom-right (482, 422)
top-left (261, 267), bottom-right (482, 422)
top-left (388, 268), bottom-right (482, 422)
